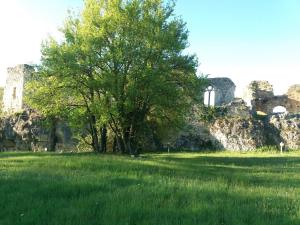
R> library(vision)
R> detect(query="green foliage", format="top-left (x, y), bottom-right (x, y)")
top-left (255, 145), bottom-right (300, 153)
top-left (197, 106), bottom-right (227, 122)
top-left (1, 151), bottom-right (300, 225)
top-left (255, 145), bottom-right (279, 152)
top-left (25, 0), bottom-right (207, 153)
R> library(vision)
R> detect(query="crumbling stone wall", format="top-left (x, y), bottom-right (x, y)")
top-left (206, 78), bottom-right (236, 106)
top-left (287, 85), bottom-right (300, 113)
top-left (266, 113), bottom-right (300, 150)
top-left (209, 118), bottom-right (266, 151)
top-left (2, 64), bottom-right (34, 113)
top-left (244, 81), bottom-right (300, 114)
top-left (172, 98), bottom-right (299, 151)
top-left (252, 95), bottom-right (289, 114)
top-left (0, 110), bottom-right (75, 151)
top-left (243, 80), bottom-right (274, 106)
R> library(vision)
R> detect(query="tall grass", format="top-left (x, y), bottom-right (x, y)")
top-left (0, 151), bottom-right (300, 225)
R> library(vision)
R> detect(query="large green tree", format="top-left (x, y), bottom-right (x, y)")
top-left (26, 0), bottom-right (206, 153)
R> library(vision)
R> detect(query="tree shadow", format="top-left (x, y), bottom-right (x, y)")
top-left (1, 153), bottom-right (300, 224)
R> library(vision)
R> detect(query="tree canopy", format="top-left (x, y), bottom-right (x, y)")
top-left (26, 0), bottom-right (206, 153)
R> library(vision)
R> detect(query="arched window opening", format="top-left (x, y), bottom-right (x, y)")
top-left (204, 86), bottom-right (215, 106)
top-left (273, 106), bottom-right (287, 113)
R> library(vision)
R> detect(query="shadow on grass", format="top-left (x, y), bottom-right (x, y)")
top-left (1, 152), bottom-right (300, 225)
top-left (148, 155), bottom-right (300, 189)
top-left (158, 154), bottom-right (300, 167)
top-left (0, 169), bottom-right (299, 225)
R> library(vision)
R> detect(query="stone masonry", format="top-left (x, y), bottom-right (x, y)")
top-left (2, 64), bottom-right (34, 113)
top-left (205, 77), bottom-right (236, 106)
top-left (244, 81), bottom-right (300, 114)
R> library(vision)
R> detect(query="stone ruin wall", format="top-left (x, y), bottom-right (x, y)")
top-left (206, 77), bottom-right (236, 106)
top-left (0, 110), bottom-right (75, 152)
top-left (244, 80), bottom-right (300, 114)
top-left (287, 85), bottom-right (300, 113)
top-left (2, 64), bottom-right (34, 113)
top-left (0, 64), bottom-right (74, 152)
top-left (243, 80), bottom-right (274, 106)
top-left (194, 78), bottom-right (300, 150)
top-left (1, 65), bottom-right (299, 151)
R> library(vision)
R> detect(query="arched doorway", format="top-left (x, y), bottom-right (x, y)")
top-left (204, 86), bottom-right (215, 106)
top-left (273, 106), bottom-right (287, 113)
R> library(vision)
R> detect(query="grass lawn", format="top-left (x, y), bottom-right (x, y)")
top-left (1, 151), bottom-right (300, 225)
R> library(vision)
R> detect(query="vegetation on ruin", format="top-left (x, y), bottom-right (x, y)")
top-left (197, 105), bottom-right (227, 122)
top-left (0, 87), bottom-right (3, 115)
top-left (25, 0), bottom-right (206, 154)
top-left (0, 87), bottom-right (3, 101)
top-left (1, 151), bottom-right (300, 225)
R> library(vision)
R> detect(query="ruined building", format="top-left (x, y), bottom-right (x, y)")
top-left (0, 64), bottom-right (74, 151)
top-left (244, 80), bottom-right (300, 114)
top-left (1, 65), bottom-right (299, 151)
top-left (2, 64), bottom-right (34, 113)
top-left (204, 77), bottom-right (236, 106)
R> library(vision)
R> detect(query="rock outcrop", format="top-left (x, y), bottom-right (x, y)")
top-left (0, 110), bottom-right (74, 151)
top-left (172, 98), bottom-right (300, 151)
top-left (209, 118), bottom-right (266, 151)
top-left (1, 107), bottom-right (299, 152)
top-left (0, 110), bottom-right (43, 151)
top-left (266, 113), bottom-right (300, 150)
top-left (222, 98), bottom-right (251, 119)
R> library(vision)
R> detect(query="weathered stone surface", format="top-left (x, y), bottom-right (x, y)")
top-left (173, 121), bottom-right (213, 150)
top-left (172, 93), bottom-right (298, 151)
top-left (287, 85), bottom-right (300, 102)
top-left (167, 105), bottom-right (213, 150)
top-left (2, 64), bottom-right (34, 113)
top-left (0, 110), bottom-right (43, 151)
top-left (0, 110), bottom-right (74, 151)
top-left (251, 94), bottom-right (300, 114)
top-left (244, 81), bottom-right (300, 114)
top-left (222, 98), bottom-right (251, 119)
top-left (252, 95), bottom-right (288, 114)
top-left (209, 118), bottom-right (266, 151)
top-left (172, 103), bottom-right (257, 151)
top-left (287, 85), bottom-right (300, 113)
top-left (266, 113), bottom-right (300, 150)
top-left (205, 77), bottom-right (236, 106)
top-left (243, 80), bottom-right (274, 106)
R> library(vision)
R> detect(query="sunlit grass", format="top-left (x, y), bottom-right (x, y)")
top-left (1, 151), bottom-right (300, 225)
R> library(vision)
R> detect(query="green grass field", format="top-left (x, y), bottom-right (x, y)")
top-left (1, 151), bottom-right (300, 225)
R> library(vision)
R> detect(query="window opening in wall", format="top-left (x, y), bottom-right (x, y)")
top-left (273, 106), bottom-right (287, 113)
top-left (204, 86), bottom-right (215, 106)
top-left (13, 87), bottom-right (16, 99)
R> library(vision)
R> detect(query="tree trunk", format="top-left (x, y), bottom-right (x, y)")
top-left (48, 117), bottom-right (58, 152)
top-left (113, 136), bottom-right (117, 152)
top-left (100, 126), bottom-right (107, 152)
top-left (90, 115), bottom-right (101, 153)
top-left (123, 126), bottom-right (137, 155)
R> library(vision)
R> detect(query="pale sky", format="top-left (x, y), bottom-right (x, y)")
top-left (0, 0), bottom-right (299, 97)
